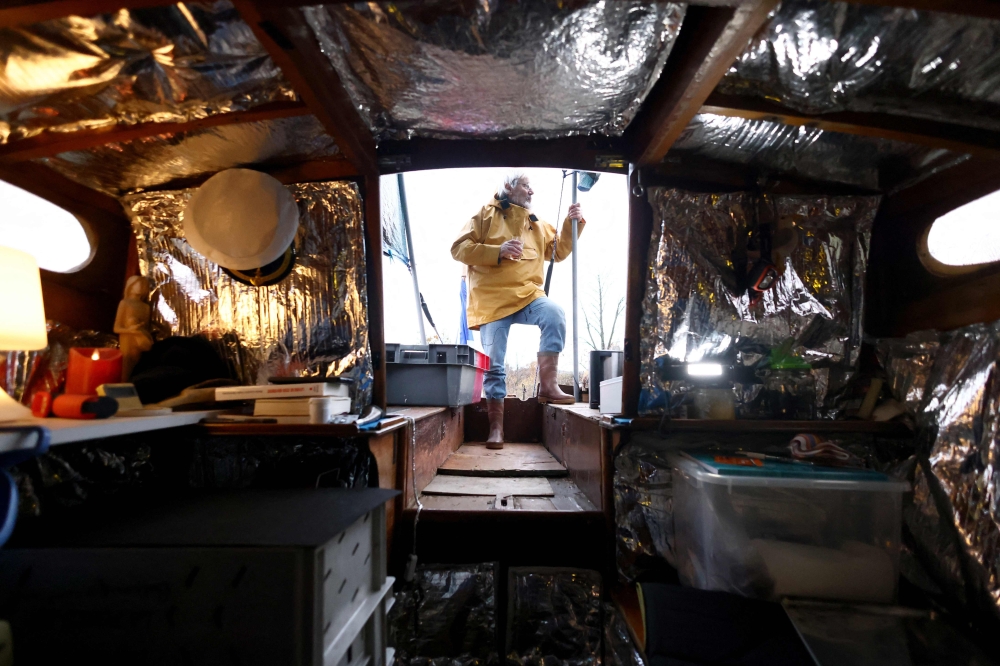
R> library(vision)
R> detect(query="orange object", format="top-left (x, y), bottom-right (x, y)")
top-left (30, 391), bottom-right (52, 417)
top-left (713, 456), bottom-right (763, 467)
top-left (65, 347), bottom-right (122, 395)
top-left (52, 394), bottom-right (118, 419)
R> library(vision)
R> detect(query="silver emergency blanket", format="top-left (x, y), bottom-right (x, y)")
top-left (639, 187), bottom-right (878, 416)
top-left (388, 563), bottom-right (497, 666)
top-left (876, 330), bottom-right (941, 415)
top-left (603, 603), bottom-right (645, 666)
top-left (671, 113), bottom-right (968, 191)
top-left (124, 180), bottom-right (372, 407)
top-left (301, 1), bottom-right (685, 140)
top-left (506, 568), bottom-right (602, 666)
top-left (0, 1), bottom-right (295, 145)
top-left (877, 322), bottom-right (1000, 626)
top-left (613, 433), bottom-right (677, 578)
top-left (719, 0), bottom-right (1000, 132)
top-left (36, 115), bottom-right (340, 196)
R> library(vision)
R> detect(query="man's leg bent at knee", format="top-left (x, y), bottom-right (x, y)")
top-left (526, 297), bottom-right (567, 356)
top-left (480, 316), bottom-right (513, 400)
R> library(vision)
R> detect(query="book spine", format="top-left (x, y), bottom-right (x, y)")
top-left (217, 385), bottom-right (324, 400)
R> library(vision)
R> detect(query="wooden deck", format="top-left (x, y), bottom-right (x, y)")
top-left (438, 443), bottom-right (567, 477)
top-left (415, 442), bottom-right (594, 512)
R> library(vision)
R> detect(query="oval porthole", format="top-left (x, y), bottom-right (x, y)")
top-left (0, 179), bottom-right (94, 273)
top-left (920, 188), bottom-right (1000, 276)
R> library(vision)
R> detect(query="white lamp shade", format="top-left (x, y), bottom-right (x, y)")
top-left (0, 246), bottom-right (47, 351)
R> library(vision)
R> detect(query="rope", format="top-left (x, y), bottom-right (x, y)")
top-left (405, 415), bottom-right (422, 581)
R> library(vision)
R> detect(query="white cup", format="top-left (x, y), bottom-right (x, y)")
top-left (309, 397), bottom-right (336, 424)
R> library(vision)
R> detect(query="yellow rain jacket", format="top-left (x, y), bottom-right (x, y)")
top-left (451, 195), bottom-right (586, 329)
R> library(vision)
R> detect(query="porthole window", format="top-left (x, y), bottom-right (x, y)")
top-left (0, 180), bottom-right (94, 273)
top-left (920, 188), bottom-right (1000, 275)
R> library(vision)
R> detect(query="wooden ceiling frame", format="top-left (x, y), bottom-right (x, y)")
top-left (0, 101), bottom-right (310, 163)
top-left (623, 0), bottom-right (781, 167)
top-left (701, 91), bottom-right (1000, 162)
top-left (232, 0), bottom-right (377, 177)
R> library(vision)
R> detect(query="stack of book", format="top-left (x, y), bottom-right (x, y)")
top-left (215, 381), bottom-right (351, 423)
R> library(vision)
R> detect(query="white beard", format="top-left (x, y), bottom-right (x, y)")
top-left (509, 193), bottom-right (531, 209)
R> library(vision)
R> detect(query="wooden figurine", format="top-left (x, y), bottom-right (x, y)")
top-left (114, 276), bottom-right (154, 380)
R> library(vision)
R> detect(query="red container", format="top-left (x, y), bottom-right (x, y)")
top-left (471, 349), bottom-right (490, 403)
top-left (65, 348), bottom-right (122, 396)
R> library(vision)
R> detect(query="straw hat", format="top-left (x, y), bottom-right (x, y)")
top-left (183, 169), bottom-right (299, 286)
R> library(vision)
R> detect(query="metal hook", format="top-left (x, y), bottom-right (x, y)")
top-left (632, 169), bottom-right (645, 197)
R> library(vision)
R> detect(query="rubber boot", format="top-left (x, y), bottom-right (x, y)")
top-left (486, 399), bottom-right (504, 449)
top-left (536, 354), bottom-right (575, 404)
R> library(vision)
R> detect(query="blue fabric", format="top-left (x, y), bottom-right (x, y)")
top-left (479, 297), bottom-right (566, 400)
top-left (458, 277), bottom-right (472, 345)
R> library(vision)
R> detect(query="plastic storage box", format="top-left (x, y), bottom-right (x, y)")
top-left (386, 343), bottom-right (488, 407)
top-left (599, 376), bottom-right (623, 414)
top-left (669, 452), bottom-right (909, 604)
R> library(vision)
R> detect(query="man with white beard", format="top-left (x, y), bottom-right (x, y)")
top-left (451, 172), bottom-right (585, 449)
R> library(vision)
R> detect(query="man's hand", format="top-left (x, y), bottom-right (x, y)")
top-left (500, 238), bottom-right (524, 261)
top-left (568, 202), bottom-right (583, 220)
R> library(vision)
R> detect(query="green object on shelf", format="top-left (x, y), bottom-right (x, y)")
top-left (767, 338), bottom-right (812, 370)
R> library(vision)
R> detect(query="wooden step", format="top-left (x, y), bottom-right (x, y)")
top-left (421, 475), bottom-right (554, 497)
top-left (438, 443), bottom-right (567, 477)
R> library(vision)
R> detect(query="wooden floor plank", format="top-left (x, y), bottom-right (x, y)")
top-left (439, 443), bottom-right (567, 477)
top-left (421, 475), bottom-right (554, 497)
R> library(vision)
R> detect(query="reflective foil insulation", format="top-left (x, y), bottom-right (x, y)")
top-left (719, 0), bottom-right (1000, 132)
top-left (302, 1), bottom-right (685, 140)
top-left (506, 568), bottom-right (602, 666)
top-left (639, 187), bottom-right (878, 416)
top-left (879, 322), bottom-right (1000, 627)
top-left (10, 431), bottom-right (372, 521)
top-left (0, 1), bottom-right (296, 145)
top-left (124, 180), bottom-right (372, 408)
top-left (671, 113), bottom-right (967, 191)
top-left (389, 563), bottom-right (498, 666)
top-left (603, 602), bottom-right (646, 666)
top-left (36, 115), bottom-right (339, 196)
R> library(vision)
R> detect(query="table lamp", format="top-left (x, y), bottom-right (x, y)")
top-left (0, 246), bottom-right (48, 421)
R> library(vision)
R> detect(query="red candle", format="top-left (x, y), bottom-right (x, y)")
top-left (65, 347), bottom-right (123, 396)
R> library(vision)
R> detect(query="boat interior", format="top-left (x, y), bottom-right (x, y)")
top-left (2, 0), bottom-right (1000, 664)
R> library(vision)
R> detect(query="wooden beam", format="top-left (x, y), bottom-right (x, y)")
top-left (621, 167), bottom-right (655, 418)
top-left (895, 268), bottom-right (1000, 334)
top-left (625, 1), bottom-right (779, 167)
top-left (0, 0), bottom-right (171, 28)
top-left (139, 157), bottom-right (358, 193)
top-left (378, 137), bottom-right (627, 174)
top-left (702, 92), bottom-right (1000, 158)
top-left (880, 155), bottom-right (1000, 221)
top-left (652, 153), bottom-right (881, 195)
top-left (0, 101), bottom-right (309, 163)
top-left (865, 155), bottom-right (1000, 336)
top-left (233, 1), bottom-right (378, 176)
top-left (0, 160), bottom-right (123, 217)
top-left (362, 174), bottom-right (387, 409)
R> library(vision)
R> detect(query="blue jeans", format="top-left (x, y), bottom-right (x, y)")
top-left (479, 297), bottom-right (566, 400)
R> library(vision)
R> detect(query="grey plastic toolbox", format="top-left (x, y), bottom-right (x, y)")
top-left (386, 343), bottom-right (486, 406)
